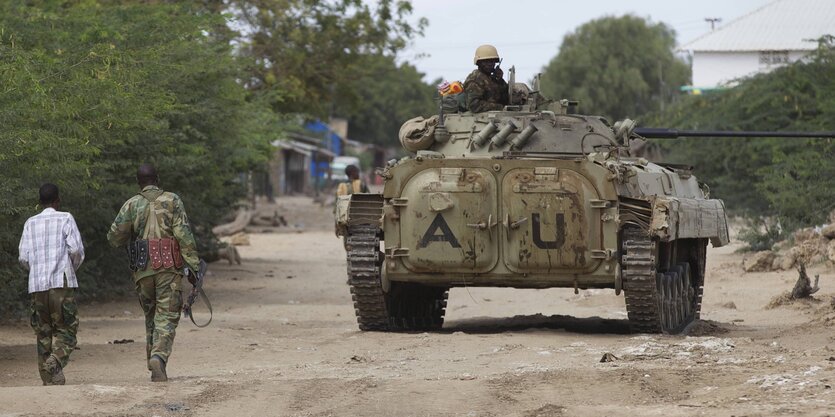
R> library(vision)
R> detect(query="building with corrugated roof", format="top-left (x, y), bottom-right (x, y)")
top-left (679, 0), bottom-right (835, 91)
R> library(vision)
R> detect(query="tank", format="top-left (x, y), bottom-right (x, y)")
top-left (334, 69), bottom-right (835, 334)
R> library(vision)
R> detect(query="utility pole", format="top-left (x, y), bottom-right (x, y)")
top-left (705, 17), bottom-right (722, 31)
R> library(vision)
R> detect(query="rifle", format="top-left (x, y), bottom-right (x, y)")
top-left (183, 259), bottom-right (212, 327)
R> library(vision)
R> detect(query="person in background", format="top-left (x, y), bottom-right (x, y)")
top-left (336, 165), bottom-right (369, 196)
top-left (18, 183), bottom-right (84, 385)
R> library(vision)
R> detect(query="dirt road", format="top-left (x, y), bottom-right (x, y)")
top-left (2, 196), bottom-right (834, 416)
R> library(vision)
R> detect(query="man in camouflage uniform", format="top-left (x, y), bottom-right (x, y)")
top-left (107, 164), bottom-right (199, 382)
top-left (19, 183), bottom-right (84, 385)
top-left (464, 44), bottom-right (509, 113)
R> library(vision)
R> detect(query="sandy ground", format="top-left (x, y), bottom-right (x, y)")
top-left (2, 196), bottom-right (835, 417)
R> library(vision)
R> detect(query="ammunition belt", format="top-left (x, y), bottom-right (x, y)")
top-left (128, 238), bottom-right (184, 272)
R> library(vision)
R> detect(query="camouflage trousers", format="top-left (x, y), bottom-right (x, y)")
top-left (136, 272), bottom-right (183, 366)
top-left (30, 287), bottom-right (78, 384)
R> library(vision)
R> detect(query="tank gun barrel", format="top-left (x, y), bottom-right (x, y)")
top-left (634, 128), bottom-right (835, 139)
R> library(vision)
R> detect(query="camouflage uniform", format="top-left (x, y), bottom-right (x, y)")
top-left (464, 69), bottom-right (509, 113)
top-left (107, 185), bottom-right (199, 366)
top-left (30, 285), bottom-right (78, 384)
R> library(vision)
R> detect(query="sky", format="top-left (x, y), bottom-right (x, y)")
top-left (401, 0), bottom-right (775, 84)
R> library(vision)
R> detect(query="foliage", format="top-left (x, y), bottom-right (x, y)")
top-left (540, 15), bottom-right (690, 121)
top-left (646, 37), bottom-right (835, 231)
top-left (227, 0), bottom-right (427, 117)
top-left (0, 2), bottom-right (274, 317)
top-left (334, 54), bottom-right (437, 146)
top-left (737, 217), bottom-right (784, 252)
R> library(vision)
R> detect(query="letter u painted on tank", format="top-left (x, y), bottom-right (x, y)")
top-left (418, 213), bottom-right (461, 248)
top-left (531, 212), bottom-right (566, 249)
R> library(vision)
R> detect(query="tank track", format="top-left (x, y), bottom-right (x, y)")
top-left (622, 228), bottom-right (661, 333)
top-left (345, 224), bottom-right (449, 331)
top-left (622, 228), bottom-right (703, 334)
top-left (694, 240), bottom-right (707, 321)
top-left (346, 224), bottom-right (390, 330)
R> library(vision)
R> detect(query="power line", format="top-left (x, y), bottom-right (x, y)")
top-left (404, 40), bottom-right (562, 50)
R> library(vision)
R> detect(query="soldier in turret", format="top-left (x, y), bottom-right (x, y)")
top-left (464, 44), bottom-right (509, 113)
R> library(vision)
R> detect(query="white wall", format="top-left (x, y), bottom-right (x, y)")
top-left (691, 51), bottom-right (807, 88)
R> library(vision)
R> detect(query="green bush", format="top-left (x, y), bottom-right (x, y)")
top-left (646, 37), bottom-right (835, 232)
top-left (0, 3), bottom-right (274, 317)
top-left (737, 218), bottom-right (784, 252)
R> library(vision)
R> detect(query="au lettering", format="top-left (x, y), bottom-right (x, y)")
top-left (418, 213), bottom-right (461, 248)
top-left (531, 213), bottom-right (566, 249)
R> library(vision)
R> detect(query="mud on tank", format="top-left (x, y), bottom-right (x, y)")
top-left (334, 69), bottom-right (835, 334)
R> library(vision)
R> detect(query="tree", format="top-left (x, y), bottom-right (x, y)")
top-left (227, 0), bottom-right (426, 117)
top-left (334, 55), bottom-right (437, 146)
top-left (0, 2), bottom-right (274, 316)
top-left (540, 15), bottom-right (690, 121)
top-left (0, 0), bottom-right (429, 317)
top-left (646, 37), bottom-right (835, 231)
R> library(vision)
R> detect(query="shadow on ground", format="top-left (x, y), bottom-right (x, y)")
top-left (443, 315), bottom-right (734, 336)
top-left (444, 313), bottom-right (632, 334)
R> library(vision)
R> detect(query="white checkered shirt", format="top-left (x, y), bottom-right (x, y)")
top-left (18, 208), bottom-right (85, 293)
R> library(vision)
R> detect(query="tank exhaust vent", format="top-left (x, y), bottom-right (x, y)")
top-left (491, 120), bottom-right (518, 147)
top-left (510, 124), bottom-right (538, 149)
top-left (473, 120), bottom-right (498, 147)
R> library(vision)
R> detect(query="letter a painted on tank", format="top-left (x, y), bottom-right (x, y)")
top-left (531, 212), bottom-right (566, 249)
top-left (418, 213), bottom-right (461, 248)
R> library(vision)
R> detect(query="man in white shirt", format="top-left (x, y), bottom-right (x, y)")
top-left (18, 183), bottom-right (84, 385)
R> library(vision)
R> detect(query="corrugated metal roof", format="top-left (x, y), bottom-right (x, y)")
top-left (271, 139), bottom-right (337, 159)
top-left (680, 0), bottom-right (835, 52)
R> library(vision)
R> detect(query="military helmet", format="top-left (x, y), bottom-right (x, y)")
top-left (473, 44), bottom-right (500, 64)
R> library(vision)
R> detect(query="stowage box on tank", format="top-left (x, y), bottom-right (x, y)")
top-left (334, 71), bottom-right (835, 334)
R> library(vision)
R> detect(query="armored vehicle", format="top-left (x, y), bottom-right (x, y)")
top-left (334, 72), bottom-right (835, 334)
